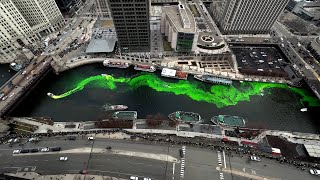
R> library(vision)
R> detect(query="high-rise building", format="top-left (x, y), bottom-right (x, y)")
top-left (108, 0), bottom-right (150, 52)
top-left (55, 0), bottom-right (77, 16)
top-left (12, 0), bottom-right (64, 33)
top-left (0, 0), bottom-right (64, 62)
top-left (95, 0), bottom-right (111, 18)
top-left (211, 0), bottom-right (289, 34)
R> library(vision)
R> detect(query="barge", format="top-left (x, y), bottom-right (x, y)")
top-left (161, 68), bottom-right (188, 80)
top-left (134, 64), bottom-right (156, 72)
top-left (168, 111), bottom-right (201, 123)
top-left (103, 60), bottom-right (130, 69)
top-left (194, 74), bottom-right (232, 85)
top-left (211, 115), bottom-right (246, 127)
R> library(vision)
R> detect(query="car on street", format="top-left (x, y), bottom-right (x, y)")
top-left (13, 149), bottom-right (21, 154)
top-left (51, 147), bottom-right (61, 151)
top-left (88, 136), bottom-right (94, 140)
top-left (40, 147), bottom-right (50, 152)
top-left (250, 156), bottom-right (261, 162)
top-left (309, 169), bottom-right (320, 176)
top-left (180, 149), bottom-right (184, 158)
top-left (31, 148), bottom-right (39, 153)
top-left (9, 93), bottom-right (15, 98)
top-left (59, 157), bottom-right (68, 161)
top-left (20, 149), bottom-right (30, 153)
top-left (130, 176), bottom-right (138, 180)
top-left (67, 136), bottom-right (76, 140)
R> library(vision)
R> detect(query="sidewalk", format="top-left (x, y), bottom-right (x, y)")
top-left (5, 172), bottom-right (126, 180)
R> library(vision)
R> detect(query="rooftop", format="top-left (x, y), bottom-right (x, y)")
top-left (86, 28), bottom-right (117, 53)
top-left (162, 5), bottom-right (196, 33)
top-left (304, 144), bottom-right (320, 158)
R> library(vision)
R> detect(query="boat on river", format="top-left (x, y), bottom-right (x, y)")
top-left (211, 115), bottom-right (246, 127)
top-left (103, 60), bottom-right (130, 69)
top-left (112, 111), bottom-right (137, 120)
top-left (161, 68), bottom-right (188, 80)
top-left (47, 92), bottom-right (54, 97)
top-left (168, 111), bottom-right (201, 123)
top-left (103, 104), bottom-right (128, 111)
top-left (300, 108), bottom-right (307, 112)
top-left (194, 74), bottom-right (232, 85)
top-left (134, 64), bottom-right (156, 72)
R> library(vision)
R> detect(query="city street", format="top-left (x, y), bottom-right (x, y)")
top-left (0, 136), bottom-right (318, 179)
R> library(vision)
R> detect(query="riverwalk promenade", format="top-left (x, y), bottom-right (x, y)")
top-left (10, 117), bottom-right (320, 148)
top-left (55, 56), bottom-right (293, 86)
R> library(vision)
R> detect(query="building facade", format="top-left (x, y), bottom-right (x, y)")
top-left (0, 0), bottom-right (64, 62)
top-left (55, 0), bottom-right (77, 17)
top-left (12, 0), bottom-right (65, 35)
top-left (211, 0), bottom-right (289, 34)
top-left (108, 0), bottom-right (150, 52)
top-left (95, 0), bottom-right (111, 18)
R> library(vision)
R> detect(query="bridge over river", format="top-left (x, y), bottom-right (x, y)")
top-left (0, 56), bottom-right (53, 117)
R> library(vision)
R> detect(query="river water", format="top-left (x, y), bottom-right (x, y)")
top-left (6, 63), bottom-right (320, 133)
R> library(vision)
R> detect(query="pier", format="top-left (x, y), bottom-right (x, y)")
top-left (0, 56), bottom-right (53, 117)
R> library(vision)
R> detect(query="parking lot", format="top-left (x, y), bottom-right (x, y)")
top-left (231, 47), bottom-right (288, 76)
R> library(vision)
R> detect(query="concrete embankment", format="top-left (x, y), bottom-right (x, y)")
top-left (10, 117), bottom-right (320, 148)
top-left (56, 57), bottom-right (291, 85)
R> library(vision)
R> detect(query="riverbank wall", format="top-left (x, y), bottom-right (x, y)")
top-left (54, 56), bottom-right (293, 86)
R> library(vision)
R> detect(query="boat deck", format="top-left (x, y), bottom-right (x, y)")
top-left (218, 115), bottom-right (245, 127)
top-left (112, 111), bottom-right (137, 120)
top-left (203, 75), bottom-right (232, 85)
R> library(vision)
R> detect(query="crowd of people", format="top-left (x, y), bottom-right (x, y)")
top-left (0, 128), bottom-right (319, 171)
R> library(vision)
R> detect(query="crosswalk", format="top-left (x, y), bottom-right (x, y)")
top-left (217, 151), bottom-right (223, 166)
top-left (180, 146), bottom-right (186, 178)
top-left (217, 151), bottom-right (224, 180)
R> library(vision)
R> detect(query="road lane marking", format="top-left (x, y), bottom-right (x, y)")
top-left (222, 150), bottom-right (226, 169)
top-left (172, 162), bottom-right (175, 180)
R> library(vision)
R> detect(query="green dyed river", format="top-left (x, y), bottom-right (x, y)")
top-left (10, 64), bottom-right (320, 133)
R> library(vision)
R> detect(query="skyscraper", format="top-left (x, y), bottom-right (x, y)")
top-left (0, 0), bottom-right (64, 62)
top-left (108, 0), bottom-right (150, 52)
top-left (211, 0), bottom-right (289, 34)
top-left (96, 0), bottom-right (111, 18)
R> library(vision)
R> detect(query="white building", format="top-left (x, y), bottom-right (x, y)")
top-left (0, 0), bottom-right (64, 62)
top-left (161, 3), bottom-right (196, 52)
top-left (211, 0), bottom-right (289, 35)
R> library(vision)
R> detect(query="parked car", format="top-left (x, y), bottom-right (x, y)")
top-left (88, 136), bottom-right (94, 140)
top-left (20, 149), bottom-right (30, 153)
top-left (13, 149), bottom-right (21, 154)
top-left (130, 176), bottom-right (138, 180)
top-left (31, 148), bottom-right (39, 153)
top-left (59, 157), bottom-right (68, 161)
top-left (309, 169), bottom-right (320, 176)
top-left (250, 156), bottom-right (261, 162)
top-left (51, 147), bottom-right (61, 151)
top-left (40, 147), bottom-right (50, 152)
top-left (67, 136), bottom-right (76, 140)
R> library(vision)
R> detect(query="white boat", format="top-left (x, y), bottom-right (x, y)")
top-left (47, 92), bottom-right (54, 97)
top-left (103, 60), bottom-right (130, 69)
top-left (103, 104), bottom-right (128, 111)
top-left (134, 64), bottom-right (156, 72)
top-left (239, 80), bottom-right (243, 83)
top-left (300, 108), bottom-right (307, 112)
